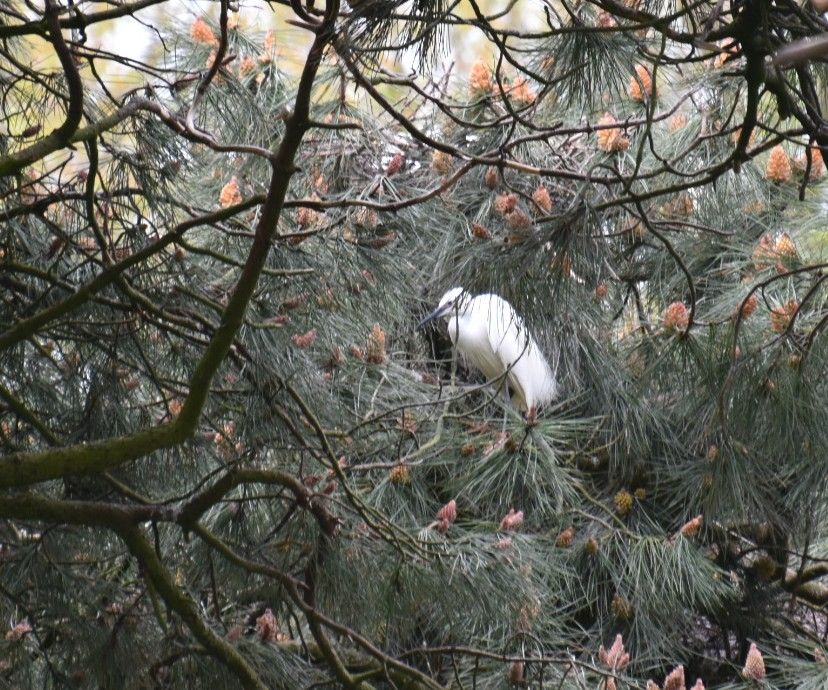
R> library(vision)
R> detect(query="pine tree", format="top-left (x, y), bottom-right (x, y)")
top-left (3, 0), bottom-right (828, 688)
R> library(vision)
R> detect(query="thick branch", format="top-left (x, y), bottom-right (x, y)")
top-left (118, 525), bottom-right (267, 690)
top-left (0, 0), bottom-right (335, 492)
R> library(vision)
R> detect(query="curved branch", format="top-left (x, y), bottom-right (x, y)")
top-left (0, 0), bottom-right (168, 39)
top-left (0, 0), bottom-right (84, 177)
top-left (179, 467), bottom-right (339, 536)
top-left (0, 0), bottom-right (337, 491)
top-left (119, 525), bottom-right (267, 690)
top-left (0, 196), bottom-right (263, 353)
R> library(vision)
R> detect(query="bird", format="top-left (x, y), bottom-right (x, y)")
top-left (418, 287), bottom-right (557, 420)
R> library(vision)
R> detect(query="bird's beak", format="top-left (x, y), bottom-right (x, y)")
top-left (417, 303), bottom-right (451, 329)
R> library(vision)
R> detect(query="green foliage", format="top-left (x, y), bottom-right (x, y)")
top-left (4, 0), bottom-right (828, 688)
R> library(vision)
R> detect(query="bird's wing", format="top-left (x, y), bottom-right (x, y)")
top-left (447, 309), bottom-right (505, 386)
top-left (479, 295), bottom-right (529, 365)
top-left (478, 294), bottom-right (556, 410)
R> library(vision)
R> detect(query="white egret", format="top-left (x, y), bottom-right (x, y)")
top-left (418, 287), bottom-right (557, 419)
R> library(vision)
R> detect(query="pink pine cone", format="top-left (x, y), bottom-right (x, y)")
top-left (499, 508), bottom-right (524, 531)
top-left (435, 499), bottom-right (457, 531)
top-left (599, 634), bottom-right (630, 670)
top-left (664, 665), bottom-right (685, 690)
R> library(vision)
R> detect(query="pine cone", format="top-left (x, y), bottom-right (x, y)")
top-left (661, 192), bottom-right (694, 218)
top-left (5, 619), bottom-right (32, 642)
top-left (312, 170), bottom-right (329, 194)
top-left (204, 49), bottom-right (222, 72)
top-left (291, 329), bottom-right (317, 349)
top-left (329, 346), bottom-right (345, 368)
top-left (263, 29), bottom-right (276, 56)
top-left (555, 526), bottom-right (575, 547)
top-left (598, 634), bottom-right (630, 670)
top-left (595, 10), bottom-right (617, 27)
top-left (507, 77), bottom-right (536, 104)
top-left (766, 145), bottom-right (792, 183)
top-left (435, 499), bottom-right (457, 531)
top-left (464, 420), bottom-right (491, 435)
top-left (266, 315), bottom-right (290, 327)
top-left (809, 147), bottom-right (825, 178)
top-left (597, 113), bottom-right (630, 152)
top-left (385, 153), bottom-right (405, 176)
top-left (629, 64), bottom-right (653, 101)
top-left (354, 207), bottom-right (379, 229)
top-left (238, 55), bottom-right (256, 75)
top-left (679, 515), bottom-right (703, 537)
top-left (499, 508), bottom-right (524, 531)
top-left (190, 17), bottom-right (218, 45)
top-left (714, 44), bottom-right (739, 68)
top-left (365, 323), bottom-right (386, 364)
top-left (752, 233), bottom-right (776, 270)
top-left (168, 399), bottom-right (183, 418)
top-left (281, 293), bottom-right (308, 310)
top-left (669, 113), bottom-right (687, 131)
top-left (431, 150), bottom-right (453, 174)
top-left (769, 299), bottom-right (798, 333)
top-left (296, 206), bottom-right (318, 227)
top-left (624, 214), bottom-right (646, 240)
top-left (793, 147), bottom-right (825, 180)
top-left (739, 294), bottom-right (758, 319)
top-left (470, 61), bottom-right (493, 94)
top-left (219, 176), bottom-right (242, 207)
top-left (396, 414), bottom-right (417, 434)
top-left (460, 442), bottom-right (476, 456)
top-left (494, 193), bottom-right (518, 215)
top-left (505, 209), bottom-right (531, 230)
top-left (255, 609), bottom-right (279, 643)
top-left (532, 184), bottom-right (553, 212)
top-left (742, 642), bottom-right (766, 681)
top-left (472, 223), bottom-right (492, 239)
top-left (663, 301), bottom-right (689, 331)
top-left (610, 593), bottom-right (633, 620)
top-left (774, 232), bottom-right (797, 260)
top-left (663, 665), bottom-right (685, 690)
top-left (389, 464), bottom-right (410, 484)
top-left (614, 489), bottom-right (634, 516)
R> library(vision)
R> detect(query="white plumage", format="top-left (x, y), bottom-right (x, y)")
top-left (420, 287), bottom-right (557, 415)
